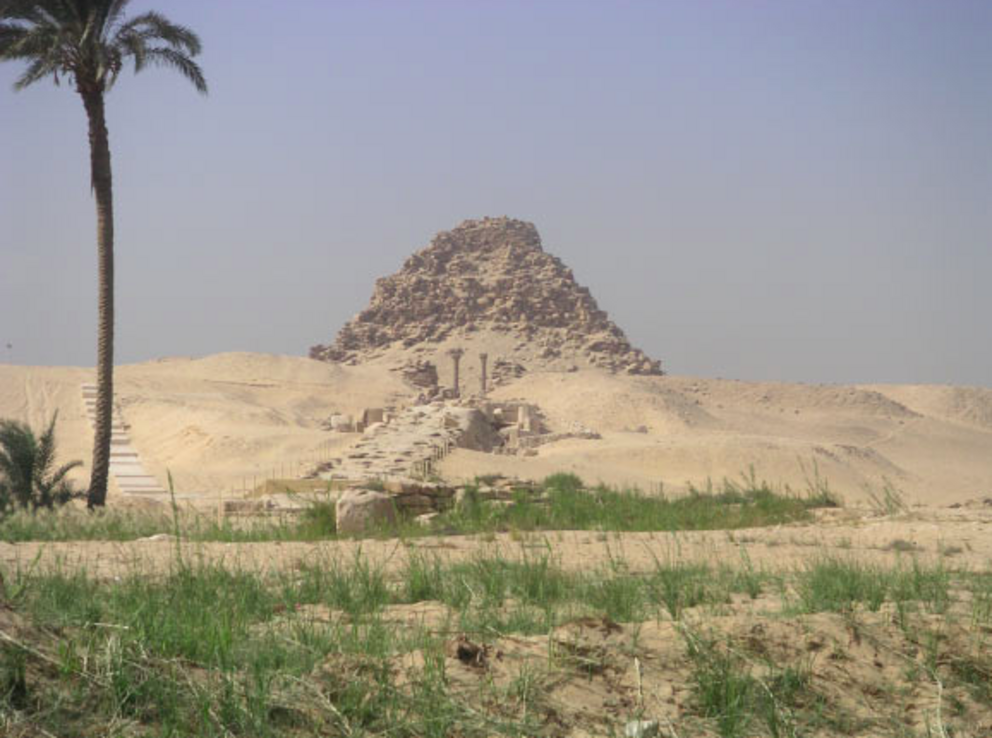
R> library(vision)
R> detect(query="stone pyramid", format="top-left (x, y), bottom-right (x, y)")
top-left (310, 217), bottom-right (662, 378)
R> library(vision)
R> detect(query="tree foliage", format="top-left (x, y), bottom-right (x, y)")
top-left (0, 0), bottom-right (206, 93)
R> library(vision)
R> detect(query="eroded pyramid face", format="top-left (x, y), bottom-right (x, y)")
top-left (310, 217), bottom-right (661, 379)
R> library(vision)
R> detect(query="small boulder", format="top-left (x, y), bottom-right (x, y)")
top-left (335, 488), bottom-right (396, 534)
top-left (625, 720), bottom-right (661, 738)
top-left (325, 414), bottom-right (354, 432)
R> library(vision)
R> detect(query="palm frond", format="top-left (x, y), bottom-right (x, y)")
top-left (13, 57), bottom-right (51, 87)
top-left (0, 418), bottom-right (38, 507)
top-left (0, 413), bottom-right (81, 514)
top-left (0, 20), bottom-right (50, 58)
top-left (103, 0), bottom-right (131, 32)
top-left (49, 458), bottom-right (84, 486)
top-left (115, 10), bottom-right (200, 55)
top-left (35, 410), bottom-right (58, 473)
top-left (0, 21), bottom-right (29, 51)
top-left (140, 45), bottom-right (206, 93)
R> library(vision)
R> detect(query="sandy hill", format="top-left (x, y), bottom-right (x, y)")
top-left (0, 354), bottom-right (408, 498)
top-left (309, 217), bottom-right (661, 393)
top-left (440, 371), bottom-right (992, 504)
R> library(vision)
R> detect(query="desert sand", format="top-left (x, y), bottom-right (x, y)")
top-left (1, 351), bottom-right (990, 506)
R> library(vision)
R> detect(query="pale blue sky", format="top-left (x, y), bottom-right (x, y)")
top-left (1, 0), bottom-right (989, 385)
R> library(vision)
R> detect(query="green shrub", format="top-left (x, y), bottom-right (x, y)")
top-left (0, 412), bottom-right (82, 517)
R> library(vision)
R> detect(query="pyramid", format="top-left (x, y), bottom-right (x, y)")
top-left (309, 217), bottom-right (662, 379)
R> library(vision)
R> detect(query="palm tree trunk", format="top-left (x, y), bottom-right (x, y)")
top-left (80, 90), bottom-right (114, 508)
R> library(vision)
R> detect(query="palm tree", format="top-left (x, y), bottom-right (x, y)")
top-left (0, 412), bottom-right (83, 514)
top-left (0, 0), bottom-right (206, 507)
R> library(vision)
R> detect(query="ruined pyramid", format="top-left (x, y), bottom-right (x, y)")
top-left (309, 217), bottom-right (662, 382)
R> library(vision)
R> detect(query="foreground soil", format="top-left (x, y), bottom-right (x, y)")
top-left (2, 504), bottom-right (992, 737)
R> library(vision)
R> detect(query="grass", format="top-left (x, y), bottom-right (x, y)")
top-left (0, 501), bottom-right (340, 543)
top-left (794, 557), bottom-right (952, 614)
top-left (2, 471), bottom-right (990, 736)
top-left (443, 471), bottom-right (837, 536)
top-left (0, 471), bottom-right (837, 544)
top-left (682, 627), bottom-right (761, 738)
top-left (3, 541), bottom-right (987, 737)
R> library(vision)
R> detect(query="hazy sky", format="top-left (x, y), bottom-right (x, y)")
top-left (1, 0), bottom-right (989, 385)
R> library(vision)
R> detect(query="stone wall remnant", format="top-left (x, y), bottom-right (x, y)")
top-left (362, 408), bottom-right (385, 426)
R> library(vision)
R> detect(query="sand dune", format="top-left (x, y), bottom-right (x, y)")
top-left (1, 353), bottom-right (990, 505)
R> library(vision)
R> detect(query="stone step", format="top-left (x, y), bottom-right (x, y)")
top-left (81, 384), bottom-right (166, 499)
top-left (114, 471), bottom-right (150, 479)
top-left (117, 478), bottom-right (163, 488)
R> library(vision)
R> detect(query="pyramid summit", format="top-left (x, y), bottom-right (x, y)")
top-left (310, 217), bottom-right (662, 379)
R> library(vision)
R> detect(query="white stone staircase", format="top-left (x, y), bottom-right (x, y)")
top-left (81, 384), bottom-right (167, 496)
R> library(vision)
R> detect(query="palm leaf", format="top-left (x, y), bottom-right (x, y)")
top-left (140, 46), bottom-right (205, 92)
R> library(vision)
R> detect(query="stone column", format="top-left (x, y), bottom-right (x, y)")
top-left (479, 353), bottom-right (488, 394)
top-left (517, 404), bottom-right (533, 433)
top-left (447, 348), bottom-right (465, 397)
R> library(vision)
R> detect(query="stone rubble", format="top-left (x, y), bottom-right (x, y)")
top-left (397, 359), bottom-right (438, 390)
top-left (337, 474), bottom-right (544, 531)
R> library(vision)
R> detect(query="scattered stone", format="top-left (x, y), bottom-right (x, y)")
top-left (414, 512), bottom-right (439, 526)
top-left (323, 413), bottom-right (355, 432)
top-left (398, 359), bottom-right (439, 389)
top-left (224, 499), bottom-right (274, 515)
top-left (624, 720), bottom-right (661, 738)
top-left (136, 533), bottom-right (175, 543)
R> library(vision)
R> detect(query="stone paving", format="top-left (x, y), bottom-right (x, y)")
top-left (321, 402), bottom-right (497, 482)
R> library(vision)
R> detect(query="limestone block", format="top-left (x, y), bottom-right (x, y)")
top-left (414, 512), bottom-right (439, 526)
top-left (327, 414), bottom-right (354, 432)
top-left (395, 493), bottom-right (434, 510)
top-left (362, 408), bottom-right (385, 426)
top-left (335, 489), bottom-right (397, 534)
